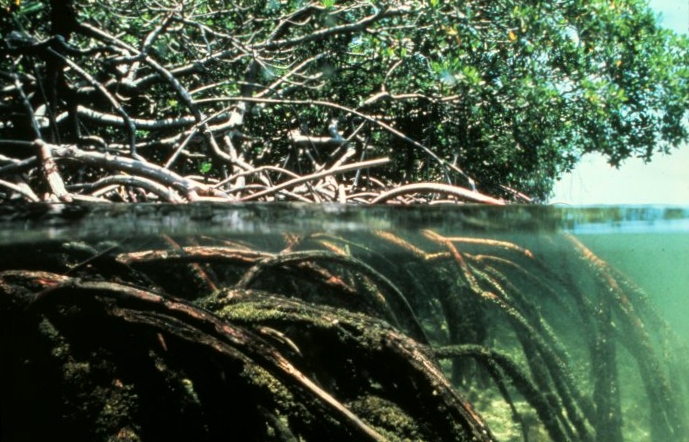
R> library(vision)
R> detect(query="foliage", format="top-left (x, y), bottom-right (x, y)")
top-left (1, 0), bottom-right (687, 201)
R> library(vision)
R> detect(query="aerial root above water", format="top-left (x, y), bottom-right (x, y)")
top-left (0, 140), bottom-right (507, 204)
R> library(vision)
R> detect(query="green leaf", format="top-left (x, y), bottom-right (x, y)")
top-left (199, 162), bottom-right (212, 174)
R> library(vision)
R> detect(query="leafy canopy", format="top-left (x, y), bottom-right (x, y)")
top-left (1, 0), bottom-right (687, 201)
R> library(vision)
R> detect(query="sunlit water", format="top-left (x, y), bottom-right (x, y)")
top-left (1, 203), bottom-right (687, 441)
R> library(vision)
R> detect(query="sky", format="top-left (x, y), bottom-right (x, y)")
top-left (550, 0), bottom-right (689, 206)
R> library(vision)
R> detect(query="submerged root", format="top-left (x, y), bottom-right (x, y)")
top-left (0, 229), bottom-right (687, 441)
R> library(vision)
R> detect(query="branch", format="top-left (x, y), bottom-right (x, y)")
top-left (196, 96), bottom-right (478, 189)
top-left (69, 174), bottom-right (185, 203)
top-left (254, 5), bottom-right (407, 50)
top-left (239, 157), bottom-right (389, 202)
top-left (46, 46), bottom-right (139, 158)
top-left (79, 23), bottom-right (235, 166)
top-left (288, 129), bottom-right (345, 147)
top-left (71, 106), bottom-right (196, 130)
top-left (38, 141), bottom-right (231, 201)
top-left (0, 177), bottom-right (40, 202)
top-left (36, 139), bottom-right (71, 202)
top-left (370, 183), bottom-right (505, 205)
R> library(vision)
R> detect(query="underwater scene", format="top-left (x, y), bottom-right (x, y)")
top-left (0, 203), bottom-right (687, 442)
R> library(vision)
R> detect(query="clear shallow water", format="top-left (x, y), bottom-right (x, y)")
top-left (0, 203), bottom-right (687, 441)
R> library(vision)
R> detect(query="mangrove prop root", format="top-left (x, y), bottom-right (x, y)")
top-left (1, 270), bottom-right (494, 441)
top-left (564, 234), bottom-right (689, 440)
top-left (204, 290), bottom-right (495, 441)
top-left (436, 344), bottom-right (572, 442)
top-left (3, 272), bottom-right (387, 441)
top-left (1, 229), bottom-right (687, 441)
top-left (235, 250), bottom-right (429, 344)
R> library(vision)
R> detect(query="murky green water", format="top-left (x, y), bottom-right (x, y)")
top-left (1, 204), bottom-right (687, 441)
top-left (575, 232), bottom-right (689, 343)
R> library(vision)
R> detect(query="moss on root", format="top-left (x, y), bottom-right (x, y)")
top-left (2, 229), bottom-right (687, 441)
